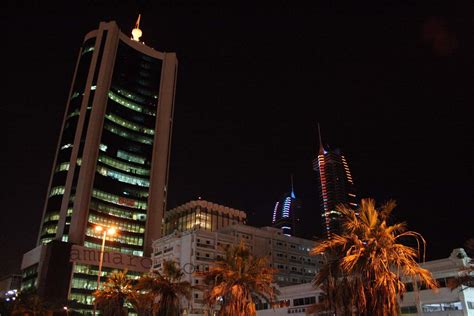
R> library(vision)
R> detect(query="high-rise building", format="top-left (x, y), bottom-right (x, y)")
top-left (312, 125), bottom-right (357, 239)
top-left (271, 178), bottom-right (300, 237)
top-left (164, 199), bottom-right (247, 235)
top-left (21, 19), bottom-right (177, 311)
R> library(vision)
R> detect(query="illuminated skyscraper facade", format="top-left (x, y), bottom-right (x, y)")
top-left (21, 20), bottom-right (177, 310)
top-left (271, 181), bottom-right (300, 236)
top-left (312, 129), bottom-right (357, 239)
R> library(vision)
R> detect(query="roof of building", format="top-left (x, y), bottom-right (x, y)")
top-left (166, 199), bottom-right (247, 219)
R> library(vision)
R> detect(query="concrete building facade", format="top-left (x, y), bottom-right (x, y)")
top-left (151, 224), bottom-right (319, 315)
top-left (257, 248), bottom-right (474, 316)
top-left (400, 248), bottom-right (474, 316)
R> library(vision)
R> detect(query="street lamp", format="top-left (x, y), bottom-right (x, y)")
top-left (63, 306), bottom-right (69, 315)
top-left (93, 225), bottom-right (118, 315)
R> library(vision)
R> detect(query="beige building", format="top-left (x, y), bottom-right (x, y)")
top-left (163, 199), bottom-right (247, 235)
top-left (257, 248), bottom-right (474, 316)
top-left (152, 224), bottom-right (319, 316)
top-left (400, 248), bottom-right (474, 315)
top-left (256, 283), bottom-right (322, 316)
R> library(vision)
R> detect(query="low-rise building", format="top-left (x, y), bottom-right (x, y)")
top-left (256, 283), bottom-right (322, 316)
top-left (400, 248), bottom-right (474, 316)
top-left (257, 248), bottom-right (474, 316)
top-left (151, 224), bottom-right (319, 315)
top-left (164, 199), bottom-right (247, 235)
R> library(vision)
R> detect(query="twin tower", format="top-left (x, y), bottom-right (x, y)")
top-left (271, 126), bottom-right (357, 239)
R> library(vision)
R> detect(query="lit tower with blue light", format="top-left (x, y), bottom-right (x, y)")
top-left (271, 176), bottom-right (300, 236)
top-left (312, 124), bottom-right (357, 239)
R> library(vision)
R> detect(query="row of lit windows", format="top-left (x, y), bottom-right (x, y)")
top-left (104, 122), bottom-right (154, 145)
top-left (67, 108), bottom-right (80, 119)
top-left (49, 186), bottom-right (65, 197)
top-left (41, 223), bottom-right (57, 235)
top-left (43, 212), bottom-right (60, 222)
top-left (108, 90), bottom-right (155, 116)
top-left (422, 301), bottom-right (463, 312)
top-left (92, 189), bottom-right (147, 210)
top-left (74, 264), bottom-right (141, 278)
top-left (90, 200), bottom-right (146, 222)
top-left (84, 241), bottom-right (144, 256)
top-left (117, 150), bottom-right (146, 164)
top-left (56, 162), bottom-right (70, 172)
top-left (71, 278), bottom-right (97, 291)
top-left (41, 237), bottom-right (53, 244)
top-left (114, 87), bottom-right (149, 103)
top-left (105, 113), bottom-right (154, 135)
top-left (21, 278), bottom-right (37, 291)
top-left (98, 154), bottom-right (149, 176)
top-left (86, 227), bottom-right (144, 247)
top-left (55, 158), bottom-right (82, 173)
top-left (97, 164), bottom-right (150, 187)
top-left (88, 213), bottom-right (145, 234)
top-left (69, 293), bottom-right (94, 306)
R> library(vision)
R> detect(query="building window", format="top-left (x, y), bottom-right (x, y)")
top-left (422, 302), bottom-right (463, 312)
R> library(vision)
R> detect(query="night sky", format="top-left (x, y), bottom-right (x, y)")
top-left (1, 2), bottom-right (472, 276)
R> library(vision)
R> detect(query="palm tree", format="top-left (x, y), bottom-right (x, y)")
top-left (310, 198), bottom-right (438, 316)
top-left (198, 241), bottom-right (277, 316)
top-left (127, 290), bottom-right (154, 316)
top-left (93, 270), bottom-right (132, 316)
top-left (136, 260), bottom-right (192, 316)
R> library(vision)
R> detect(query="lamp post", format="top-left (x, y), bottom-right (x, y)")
top-left (93, 225), bottom-right (117, 316)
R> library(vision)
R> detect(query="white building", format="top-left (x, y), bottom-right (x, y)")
top-left (400, 248), bottom-right (474, 316)
top-left (256, 283), bottom-right (322, 316)
top-left (151, 224), bottom-right (319, 315)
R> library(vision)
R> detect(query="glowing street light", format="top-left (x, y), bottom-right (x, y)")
top-left (93, 225), bottom-right (118, 315)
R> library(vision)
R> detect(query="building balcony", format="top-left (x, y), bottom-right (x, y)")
top-left (196, 243), bottom-right (215, 249)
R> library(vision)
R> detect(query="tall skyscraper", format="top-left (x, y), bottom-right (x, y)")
top-left (312, 125), bottom-right (357, 239)
top-left (21, 19), bottom-right (177, 309)
top-left (271, 177), bottom-right (300, 236)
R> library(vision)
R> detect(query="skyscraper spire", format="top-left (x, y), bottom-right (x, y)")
top-left (290, 174), bottom-right (295, 198)
top-left (131, 14), bottom-right (143, 41)
top-left (317, 122), bottom-right (325, 154)
top-left (312, 127), bottom-right (357, 239)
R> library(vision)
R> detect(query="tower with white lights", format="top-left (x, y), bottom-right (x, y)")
top-left (312, 125), bottom-right (357, 239)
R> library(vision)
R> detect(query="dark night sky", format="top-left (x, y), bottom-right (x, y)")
top-left (1, 2), bottom-right (472, 276)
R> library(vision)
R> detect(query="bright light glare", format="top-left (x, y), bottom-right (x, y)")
top-left (95, 226), bottom-right (104, 232)
top-left (107, 227), bottom-right (117, 235)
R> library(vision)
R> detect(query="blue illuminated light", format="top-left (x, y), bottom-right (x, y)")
top-left (282, 197), bottom-right (291, 218)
